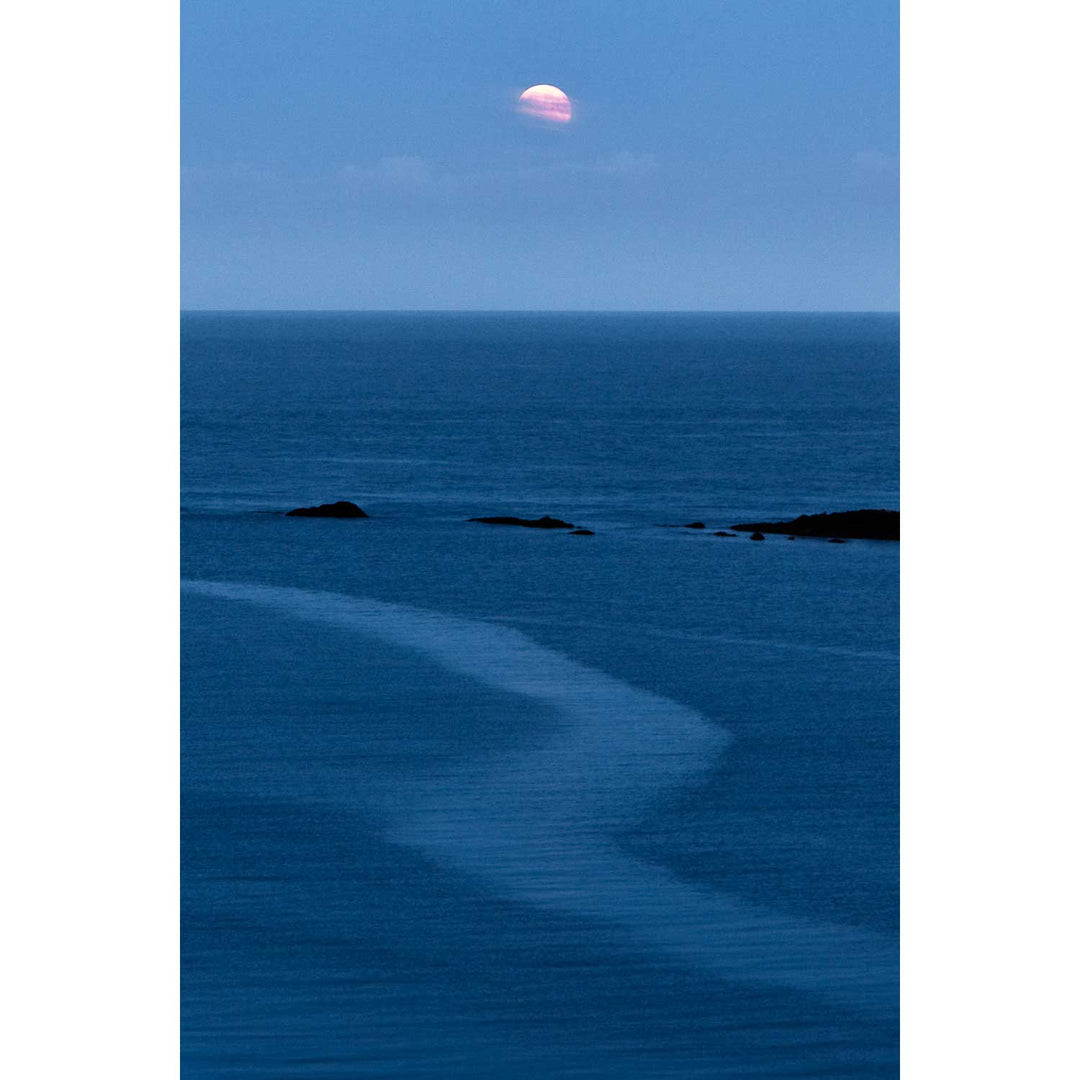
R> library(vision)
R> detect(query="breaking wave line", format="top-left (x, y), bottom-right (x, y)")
top-left (183, 579), bottom-right (897, 1013)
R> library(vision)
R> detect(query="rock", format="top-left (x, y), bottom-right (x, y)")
top-left (828, 537), bottom-right (847, 544)
top-left (286, 500), bottom-right (368, 518)
top-left (787, 536), bottom-right (796, 540)
top-left (569, 529), bottom-right (595, 536)
top-left (469, 515), bottom-right (576, 529)
top-left (750, 532), bottom-right (765, 541)
top-left (713, 531), bottom-right (736, 537)
top-left (731, 509), bottom-right (899, 541)
top-left (684, 522), bottom-right (706, 529)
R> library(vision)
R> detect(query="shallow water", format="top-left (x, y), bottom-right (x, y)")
top-left (182, 312), bottom-right (898, 1077)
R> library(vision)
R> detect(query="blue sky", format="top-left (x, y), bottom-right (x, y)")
top-left (182, 0), bottom-right (898, 310)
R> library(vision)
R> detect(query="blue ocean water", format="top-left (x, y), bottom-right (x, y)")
top-left (181, 312), bottom-right (899, 1077)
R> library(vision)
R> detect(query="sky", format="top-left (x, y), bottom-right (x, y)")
top-left (181, 0), bottom-right (898, 310)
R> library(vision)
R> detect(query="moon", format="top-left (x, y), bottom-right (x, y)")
top-left (517, 84), bottom-right (572, 124)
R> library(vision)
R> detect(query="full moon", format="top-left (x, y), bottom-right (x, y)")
top-left (517, 84), bottom-right (572, 124)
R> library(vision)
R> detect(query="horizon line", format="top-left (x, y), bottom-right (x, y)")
top-left (180, 308), bottom-right (900, 316)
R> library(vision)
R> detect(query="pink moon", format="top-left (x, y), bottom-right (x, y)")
top-left (517, 84), bottom-right (572, 124)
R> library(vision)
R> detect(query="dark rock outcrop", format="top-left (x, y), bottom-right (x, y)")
top-left (286, 500), bottom-right (368, 518)
top-left (469, 515), bottom-right (576, 529)
top-left (713, 531), bottom-right (737, 537)
top-left (732, 509), bottom-right (899, 541)
top-left (684, 522), bottom-right (706, 529)
top-left (750, 532), bottom-right (765, 541)
top-left (569, 529), bottom-right (595, 536)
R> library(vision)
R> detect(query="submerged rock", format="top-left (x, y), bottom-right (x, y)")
top-left (731, 509), bottom-right (899, 541)
top-left (828, 537), bottom-right (847, 544)
top-left (713, 531), bottom-right (736, 537)
top-left (286, 500), bottom-right (368, 518)
top-left (569, 529), bottom-right (595, 536)
top-left (469, 515), bottom-right (576, 529)
top-left (750, 532), bottom-right (765, 541)
top-left (684, 522), bottom-right (706, 529)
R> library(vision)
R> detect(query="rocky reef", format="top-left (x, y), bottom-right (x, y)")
top-left (731, 509), bottom-right (899, 541)
top-left (468, 515), bottom-right (576, 529)
top-left (285, 500), bottom-right (368, 518)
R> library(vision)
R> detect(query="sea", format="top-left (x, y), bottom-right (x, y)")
top-left (181, 312), bottom-right (899, 1078)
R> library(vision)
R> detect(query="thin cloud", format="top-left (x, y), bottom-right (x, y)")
top-left (335, 153), bottom-right (659, 199)
top-left (341, 156), bottom-right (432, 188)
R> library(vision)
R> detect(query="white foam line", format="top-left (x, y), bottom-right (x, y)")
top-left (183, 579), bottom-right (897, 1013)
top-left (484, 614), bottom-right (900, 663)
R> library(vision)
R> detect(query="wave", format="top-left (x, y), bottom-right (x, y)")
top-left (484, 613), bottom-right (899, 663)
top-left (183, 578), bottom-right (897, 1013)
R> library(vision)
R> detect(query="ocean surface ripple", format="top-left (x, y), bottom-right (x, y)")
top-left (183, 578), bottom-right (897, 1015)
